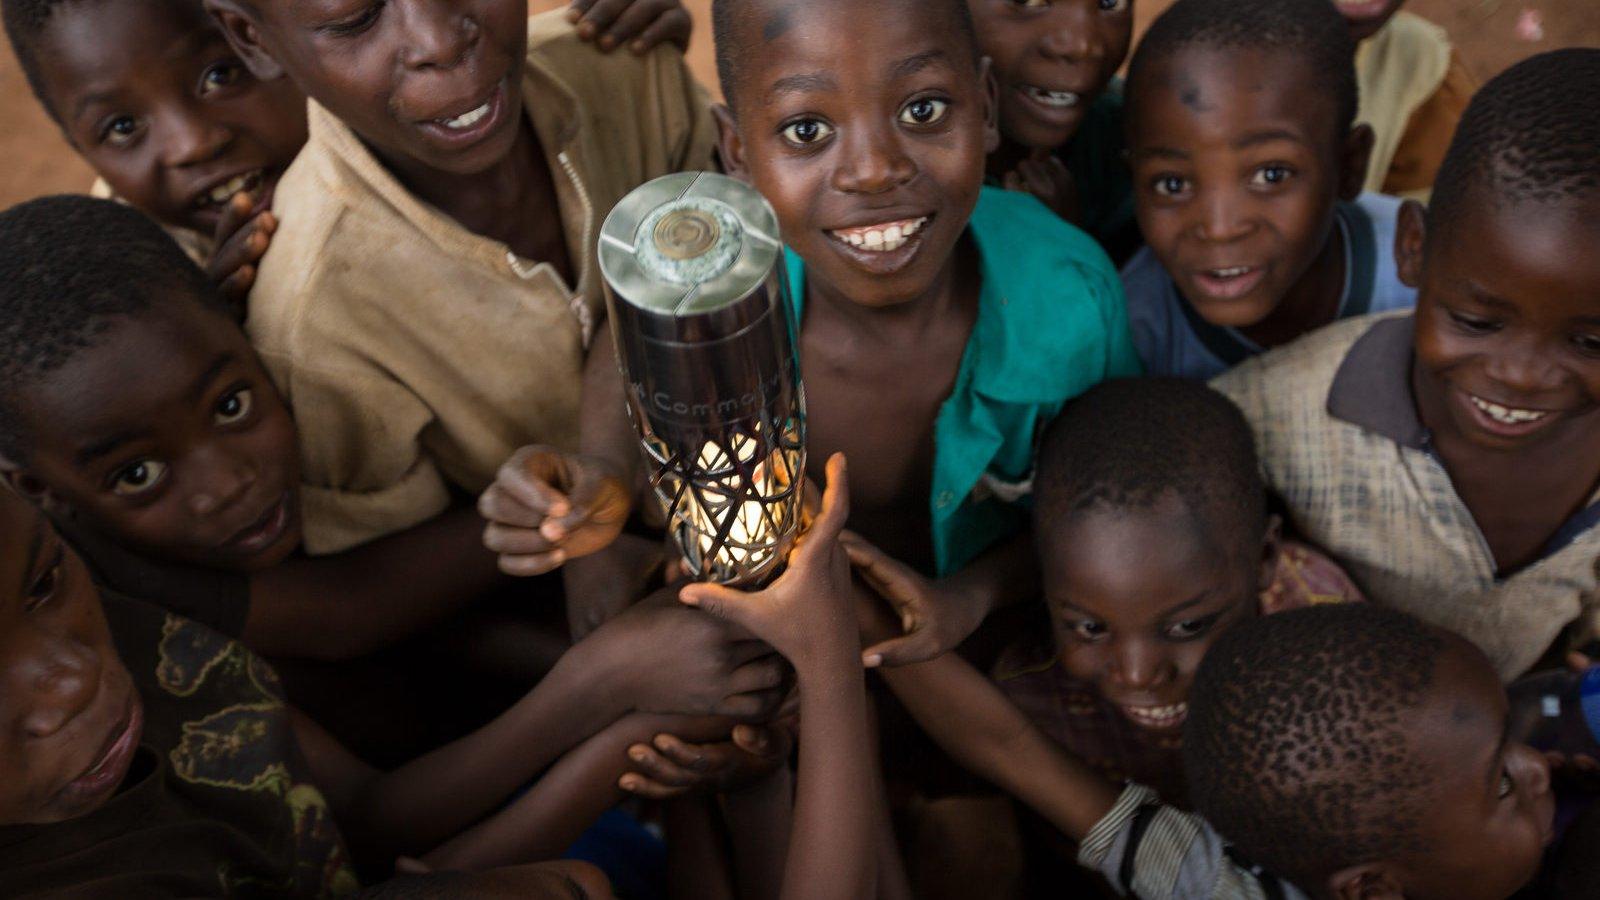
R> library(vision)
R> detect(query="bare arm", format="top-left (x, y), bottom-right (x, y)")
top-left (680, 455), bottom-right (880, 900)
top-left (246, 506), bottom-right (509, 661)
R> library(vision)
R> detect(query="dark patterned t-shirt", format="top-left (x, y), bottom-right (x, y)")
top-left (0, 593), bottom-right (358, 898)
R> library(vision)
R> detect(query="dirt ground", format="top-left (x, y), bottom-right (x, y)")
top-left (1, 0), bottom-right (1594, 208)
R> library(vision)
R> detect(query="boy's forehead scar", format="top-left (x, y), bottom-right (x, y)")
top-left (762, 6), bottom-right (794, 42)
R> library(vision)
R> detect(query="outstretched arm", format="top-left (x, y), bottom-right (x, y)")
top-left (846, 537), bottom-right (1120, 841)
top-left (681, 455), bottom-right (880, 900)
top-left (245, 505), bottom-right (510, 661)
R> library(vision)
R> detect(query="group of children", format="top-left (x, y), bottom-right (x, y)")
top-left (0, 0), bottom-right (1597, 896)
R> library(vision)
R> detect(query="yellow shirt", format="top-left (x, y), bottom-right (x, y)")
top-left (1355, 11), bottom-right (1475, 201)
top-left (248, 11), bottom-right (717, 554)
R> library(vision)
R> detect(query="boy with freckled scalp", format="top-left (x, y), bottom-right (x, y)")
top-left (968, 0), bottom-right (1142, 263)
top-left (0, 0), bottom-right (692, 306)
top-left (1212, 49), bottom-right (1600, 682)
top-left (847, 378), bottom-right (1363, 883)
top-left (192, 0), bottom-right (716, 561)
top-left (1118, 0), bottom-right (1417, 381)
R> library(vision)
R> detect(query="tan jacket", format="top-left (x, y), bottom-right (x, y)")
top-left (248, 11), bottom-right (717, 554)
top-left (1355, 11), bottom-right (1476, 201)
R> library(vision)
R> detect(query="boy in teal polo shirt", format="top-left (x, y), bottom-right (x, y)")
top-left (715, 0), bottom-right (1138, 665)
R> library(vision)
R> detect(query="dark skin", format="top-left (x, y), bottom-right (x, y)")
top-left (1044, 495), bottom-right (1275, 737)
top-left (1126, 46), bottom-right (1374, 349)
top-left (969, 0), bottom-right (1134, 219)
top-left (1397, 194), bottom-right (1600, 573)
top-left (208, 0), bottom-right (574, 281)
top-left (30, 0), bottom-right (303, 300)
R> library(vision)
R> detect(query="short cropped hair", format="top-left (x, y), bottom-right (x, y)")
top-left (0, 195), bottom-right (224, 461)
top-left (1429, 48), bottom-right (1600, 229)
top-left (2, 0), bottom-right (72, 117)
top-left (711, 0), bottom-right (979, 109)
top-left (1186, 604), bottom-right (1447, 886)
top-left (1127, 0), bottom-right (1358, 140)
top-left (1033, 378), bottom-right (1266, 557)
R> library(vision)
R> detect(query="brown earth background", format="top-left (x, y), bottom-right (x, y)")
top-left (2, 0), bottom-right (1596, 208)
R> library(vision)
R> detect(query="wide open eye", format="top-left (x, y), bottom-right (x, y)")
top-left (102, 116), bottom-right (143, 148)
top-left (214, 388), bottom-right (254, 425)
top-left (111, 460), bottom-right (169, 497)
top-left (1250, 164), bottom-right (1294, 188)
top-left (1152, 174), bottom-right (1190, 199)
top-left (1069, 619), bottom-right (1109, 642)
top-left (900, 98), bottom-right (951, 127)
top-left (780, 118), bottom-right (835, 147)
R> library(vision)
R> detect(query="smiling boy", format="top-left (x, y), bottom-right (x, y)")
top-left (705, 0), bottom-right (1138, 663)
top-left (1120, 0), bottom-right (1416, 381)
top-left (1213, 49), bottom-right (1600, 680)
top-left (202, 0), bottom-right (717, 555)
top-left (968, 0), bottom-right (1141, 262)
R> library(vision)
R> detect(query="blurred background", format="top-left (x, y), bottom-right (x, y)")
top-left (2, 0), bottom-right (1594, 208)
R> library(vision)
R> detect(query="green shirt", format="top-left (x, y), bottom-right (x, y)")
top-left (785, 187), bottom-right (1142, 576)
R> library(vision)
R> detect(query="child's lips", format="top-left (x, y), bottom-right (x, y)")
top-left (1118, 701), bottom-right (1188, 731)
top-left (1190, 265), bottom-right (1267, 302)
top-left (822, 214), bottom-right (935, 276)
top-left (414, 80), bottom-right (510, 151)
top-left (222, 492), bottom-right (294, 556)
top-left (61, 692), bottom-right (143, 804)
top-left (1332, 0), bottom-right (1392, 22)
top-left (1457, 390), bottom-right (1562, 440)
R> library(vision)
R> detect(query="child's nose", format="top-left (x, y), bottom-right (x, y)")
top-left (8, 630), bottom-right (99, 740)
top-left (399, 2), bottom-right (480, 71)
top-left (1485, 340), bottom-right (1566, 397)
top-left (1112, 642), bottom-right (1174, 690)
top-left (185, 447), bottom-right (258, 517)
top-left (831, 127), bottom-right (916, 195)
top-left (1194, 188), bottom-right (1253, 244)
top-left (164, 112), bottom-right (231, 169)
top-left (1038, 7), bottom-right (1103, 65)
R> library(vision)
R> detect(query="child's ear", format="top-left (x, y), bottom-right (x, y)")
top-left (979, 56), bottom-right (1001, 155)
top-left (1257, 513), bottom-right (1283, 594)
top-left (713, 104), bottom-right (750, 183)
top-left (1340, 123), bottom-right (1376, 202)
top-left (205, 0), bottom-right (286, 81)
top-left (1394, 199), bottom-right (1427, 289)
top-left (1327, 863), bottom-right (1406, 900)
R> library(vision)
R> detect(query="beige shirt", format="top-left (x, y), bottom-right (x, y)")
top-left (1355, 11), bottom-right (1472, 201)
top-left (248, 11), bottom-right (717, 554)
top-left (1213, 314), bottom-right (1600, 680)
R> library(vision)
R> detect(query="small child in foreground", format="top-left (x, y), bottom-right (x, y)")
top-left (1213, 48), bottom-right (1600, 681)
top-left (848, 378), bottom-right (1362, 883)
top-left (1335, 0), bottom-right (1476, 200)
top-left (874, 603), bottom-right (1558, 899)
top-left (1120, 0), bottom-right (1416, 380)
top-left (967, 0), bottom-right (1141, 262)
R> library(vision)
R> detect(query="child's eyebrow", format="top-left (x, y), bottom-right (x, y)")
top-left (766, 72), bottom-right (839, 103)
top-left (70, 351), bottom-right (235, 468)
top-left (890, 50), bottom-right (949, 81)
top-left (1232, 129), bottom-right (1307, 150)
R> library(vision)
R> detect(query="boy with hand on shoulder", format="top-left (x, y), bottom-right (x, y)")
top-left (847, 379), bottom-right (1361, 866)
top-left (1213, 49), bottom-right (1600, 681)
top-left (1120, 0), bottom-right (1416, 381)
top-left (969, 0), bottom-right (1142, 262)
top-left (1, 0), bottom-right (691, 306)
top-left (199, 0), bottom-right (715, 559)
top-left (873, 601), bottom-right (1557, 899)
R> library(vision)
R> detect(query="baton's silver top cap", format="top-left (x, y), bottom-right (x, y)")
top-left (599, 172), bottom-right (782, 317)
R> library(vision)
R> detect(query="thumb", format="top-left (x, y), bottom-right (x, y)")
top-left (679, 581), bottom-right (751, 628)
top-left (862, 631), bottom-right (934, 669)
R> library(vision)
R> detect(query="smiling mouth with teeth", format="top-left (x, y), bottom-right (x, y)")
top-left (1469, 394), bottom-right (1550, 426)
top-left (1020, 85), bottom-right (1081, 109)
top-left (196, 170), bottom-right (263, 210)
top-left (828, 217), bottom-right (929, 253)
top-left (1120, 702), bottom-right (1189, 729)
top-left (440, 100), bottom-right (493, 131)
